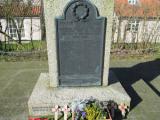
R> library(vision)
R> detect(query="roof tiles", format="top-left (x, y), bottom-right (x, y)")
top-left (115, 0), bottom-right (160, 18)
top-left (0, 4), bottom-right (41, 17)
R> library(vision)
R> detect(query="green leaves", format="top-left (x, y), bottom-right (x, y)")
top-left (84, 102), bottom-right (106, 120)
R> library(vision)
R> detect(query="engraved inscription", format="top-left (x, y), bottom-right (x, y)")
top-left (32, 106), bottom-right (52, 113)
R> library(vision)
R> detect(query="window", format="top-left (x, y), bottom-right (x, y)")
top-left (8, 20), bottom-right (17, 38)
top-left (127, 20), bottom-right (139, 32)
top-left (128, 0), bottom-right (137, 5)
top-left (17, 19), bottom-right (25, 37)
top-left (8, 20), bottom-right (25, 38)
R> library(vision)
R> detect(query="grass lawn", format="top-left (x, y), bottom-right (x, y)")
top-left (0, 58), bottom-right (160, 120)
top-left (0, 61), bottom-right (48, 120)
top-left (0, 41), bottom-right (46, 52)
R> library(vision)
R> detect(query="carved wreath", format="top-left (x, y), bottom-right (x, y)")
top-left (72, 3), bottom-right (89, 21)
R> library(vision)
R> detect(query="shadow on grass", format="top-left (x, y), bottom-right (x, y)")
top-left (110, 59), bottom-right (160, 110)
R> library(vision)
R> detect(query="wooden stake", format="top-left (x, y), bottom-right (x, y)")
top-left (62, 105), bottom-right (71, 120)
top-left (52, 105), bottom-right (61, 120)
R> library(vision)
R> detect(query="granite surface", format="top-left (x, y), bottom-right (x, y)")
top-left (28, 71), bottom-right (131, 117)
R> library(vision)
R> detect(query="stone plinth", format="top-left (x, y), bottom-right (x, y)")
top-left (28, 71), bottom-right (131, 117)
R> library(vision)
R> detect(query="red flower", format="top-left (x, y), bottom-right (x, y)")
top-left (29, 117), bottom-right (48, 120)
top-left (35, 118), bottom-right (41, 120)
top-left (28, 118), bottom-right (41, 120)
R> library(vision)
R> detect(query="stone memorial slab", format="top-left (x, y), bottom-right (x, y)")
top-left (28, 0), bottom-right (131, 117)
top-left (56, 0), bottom-right (106, 86)
top-left (43, 0), bottom-right (114, 87)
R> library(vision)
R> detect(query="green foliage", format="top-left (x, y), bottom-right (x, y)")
top-left (84, 102), bottom-right (106, 120)
top-left (0, 41), bottom-right (47, 61)
top-left (111, 43), bottom-right (160, 51)
top-left (111, 43), bottom-right (160, 60)
top-left (40, 115), bottom-right (54, 120)
top-left (0, 40), bottom-right (46, 52)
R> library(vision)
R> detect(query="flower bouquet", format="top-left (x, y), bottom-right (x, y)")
top-left (70, 98), bottom-right (110, 120)
top-left (29, 98), bottom-right (129, 120)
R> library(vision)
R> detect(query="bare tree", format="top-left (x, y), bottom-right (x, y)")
top-left (0, 0), bottom-right (41, 51)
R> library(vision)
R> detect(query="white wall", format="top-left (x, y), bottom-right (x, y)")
top-left (0, 19), bottom-right (7, 42)
top-left (113, 18), bottom-right (160, 43)
top-left (23, 18), bottom-right (41, 41)
top-left (0, 17), bottom-right (41, 42)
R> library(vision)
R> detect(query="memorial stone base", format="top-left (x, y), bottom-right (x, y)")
top-left (28, 71), bottom-right (131, 117)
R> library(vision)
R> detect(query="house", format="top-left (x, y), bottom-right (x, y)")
top-left (0, 0), bottom-right (42, 43)
top-left (114, 0), bottom-right (160, 43)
